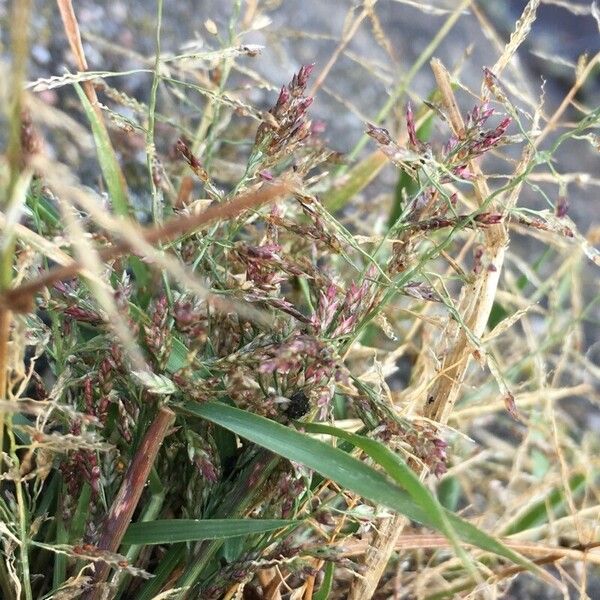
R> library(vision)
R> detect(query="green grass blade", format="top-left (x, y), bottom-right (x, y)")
top-left (183, 400), bottom-right (429, 521)
top-left (53, 480), bottom-right (68, 589)
top-left (122, 518), bottom-right (295, 545)
top-left (74, 82), bottom-right (152, 287)
top-left (135, 545), bottom-right (185, 600)
top-left (69, 482), bottom-right (92, 543)
top-left (73, 82), bottom-right (130, 217)
top-left (166, 337), bottom-right (192, 373)
top-left (502, 473), bottom-right (586, 535)
top-left (313, 561), bottom-right (334, 600)
top-left (302, 421), bottom-right (444, 517)
top-left (438, 476), bottom-right (461, 512)
top-left (301, 422), bottom-right (476, 578)
top-left (12, 413), bottom-right (32, 445)
top-left (182, 401), bottom-right (537, 571)
top-left (323, 151), bottom-right (387, 213)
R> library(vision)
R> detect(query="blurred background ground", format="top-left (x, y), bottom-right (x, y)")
top-left (3, 0), bottom-right (597, 214)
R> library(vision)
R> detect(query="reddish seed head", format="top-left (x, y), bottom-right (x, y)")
top-left (63, 306), bottom-right (101, 323)
top-left (406, 102), bottom-right (418, 147)
top-left (296, 96), bottom-right (314, 114)
top-left (433, 462), bottom-right (447, 477)
top-left (432, 438), bottom-right (447, 450)
top-left (200, 459), bottom-right (218, 483)
top-left (481, 103), bottom-right (495, 122)
top-left (556, 196), bottom-right (569, 218)
top-left (296, 63), bottom-right (315, 88)
top-left (245, 243), bottom-right (281, 260)
top-left (311, 120), bottom-right (326, 135)
top-left (90, 466), bottom-right (101, 494)
top-left (483, 67), bottom-right (498, 91)
top-left (504, 392), bottom-right (520, 420)
top-left (453, 164), bottom-right (474, 180)
top-left (475, 212), bottom-right (503, 225)
top-left (365, 123), bottom-right (392, 145)
top-left (497, 116), bottom-right (511, 132)
top-left (175, 138), bottom-right (188, 157)
top-left (467, 103), bottom-right (495, 129)
top-left (259, 64), bottom-right (316, 155)
top-left (176, 138), bottom-right (202, 170)
top-left (276, 85), bottom-right (290, 108)
top-left (443, 136), bottom-right (458, 157)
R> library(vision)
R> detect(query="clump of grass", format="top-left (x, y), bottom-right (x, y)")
top-left (1, 1), bottom-right (600, 599)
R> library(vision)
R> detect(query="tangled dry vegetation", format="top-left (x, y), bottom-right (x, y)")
top-left (1, 0), bottom-right (600, 598)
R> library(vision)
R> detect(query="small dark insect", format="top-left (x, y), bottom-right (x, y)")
top-left (285, 390), bottom-right (310, 419)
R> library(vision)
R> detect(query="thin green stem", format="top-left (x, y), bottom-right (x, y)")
top-left (341, 0), bottom-right (473, 169)
top-left (176, 449), bottom-right (280, 598)
top-left (147, 0), bottom-right (164, 223)
top-left (7, 425), bottom-right (33, 600)
top-left (114, 468), bottom-right (165, 598)
top-left (198, 0), bottom-right (242, 169)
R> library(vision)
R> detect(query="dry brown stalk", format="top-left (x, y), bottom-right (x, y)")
top-left (534, 50), bottom-right (600, 147)
top-left (56, 0), bottom-right (130, 208)
top-left (299, 491), bottom-right (361, 600)
top-left (425, 57), bottom-right (511, 422)
top-left (56, 0), bottom-right (101, 116)
top-left (0, 0), bottom-right (33, 477)
top-left (487, 0), bottom-right (541, 83)
top-left (348, 40), bottom-right (542, 596)
top-left (347, 516), bottom-right (410, 599)
top-left (261, 569), bottom-right (284, 600)
top-left (0, 173), bottom-right (298, 314)
top-left (84, 406), bottom-right (175, 599)
top-left (450, 383), bottom-right (592, 420)
top-left (341, 534), bottom-right (600, 566)
top-left (242, 0), bottom-right (259, 30)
